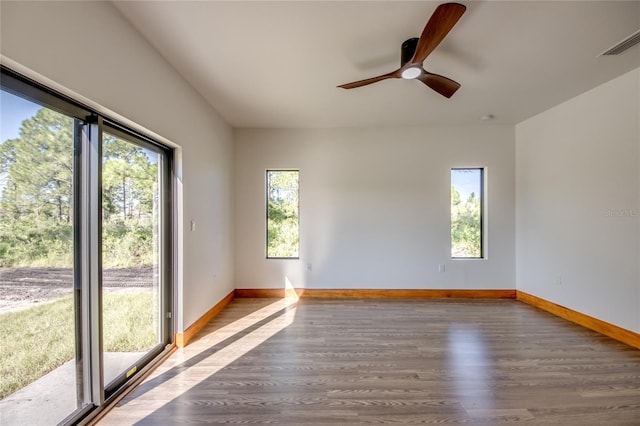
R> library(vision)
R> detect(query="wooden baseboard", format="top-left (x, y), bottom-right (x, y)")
top-left (235, 288), bottom-right (516, 299)
top-left (175, 290), bottom-right (235, 348)
top-left (234, 288), bottom-right (286, 298)
top-left (517, 291), bottom-right (640, 350)
top-left (175, 288), bottom-right (638, 350)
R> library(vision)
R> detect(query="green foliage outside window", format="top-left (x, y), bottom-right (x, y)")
top-left (0, 108), bottom-right (157, 268)
top-left (0, 108), bottom-right (74, 267)
top-left (267, 170), bottom-right (299, 258)
top-left (451, 169), bottom-right (482, 258)
top-left (102, 134), bottom-right (158, 267)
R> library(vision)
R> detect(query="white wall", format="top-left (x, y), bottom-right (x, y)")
top-left (0, 1), bottom-right (235, 332)
top-left (4, 1), bottom-right (633, 338)
top-left (516, 68), bottom-right (640, 333)
top-left (234, 126), bottom-right (515, 290)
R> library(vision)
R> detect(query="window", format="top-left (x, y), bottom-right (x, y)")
top-left (266, 170), bottom-right (299, 258)
top-left (0, 66), bottom-right (173, 424)
top-left (451, 168), bottom-right (483, 258)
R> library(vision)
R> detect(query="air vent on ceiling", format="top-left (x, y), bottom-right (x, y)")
top-left (601, 29), bottom-right (640, 56)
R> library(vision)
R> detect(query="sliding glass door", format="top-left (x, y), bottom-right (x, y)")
top-left (101, 127), bottom-right (171, 392)
top-left (0, 67), bottom-right (173, 425)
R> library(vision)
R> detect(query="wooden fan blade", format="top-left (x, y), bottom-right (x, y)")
top-left (412, 3), bottom-right (466, 63)
top-left (417, 71), bottom-right (461, 98)
top-left (338, 70), bottom-right (401, 89)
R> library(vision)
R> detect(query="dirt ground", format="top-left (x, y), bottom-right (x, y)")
top-left (0, 266), bottom-right (154, 313)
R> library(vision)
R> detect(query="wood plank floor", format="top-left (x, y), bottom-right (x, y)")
top-left (98, 298), bottom-right (640, 425)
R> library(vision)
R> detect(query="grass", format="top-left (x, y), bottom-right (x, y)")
top-left (0, 291), bottom-right (158, 400)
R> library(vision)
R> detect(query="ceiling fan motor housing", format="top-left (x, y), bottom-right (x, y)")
top-left (401, 37), bottom-right (419, 66)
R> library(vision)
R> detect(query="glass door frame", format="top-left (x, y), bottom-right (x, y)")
top-left (100, 122), bottom-right (173, 399)
top-left (1, 65), bottom-right (175, 424)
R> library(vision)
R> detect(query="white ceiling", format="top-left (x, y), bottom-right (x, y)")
top-left (113, 1), bottom-right (640, 128)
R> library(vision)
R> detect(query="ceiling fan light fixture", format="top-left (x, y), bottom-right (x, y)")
top-left (337, 2), bottom-right (466, 97)
top-left (401, 67), bottom-right (422, 79)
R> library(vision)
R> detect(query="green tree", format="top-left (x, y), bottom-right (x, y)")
top-left (0, 109), bottom-right (158, 267)
top-left (0, 109), bottom-right (73, 224)
top-left (102, 135), bottom-right (157, 222)
top-left (0, 108), bottom-right (73, 266)
top-left (267, 171), bottom-right (299, 257)
top-left (451, 186), bottom-right (481, 257)
top-left (102, 134), bottom-right (158, 267)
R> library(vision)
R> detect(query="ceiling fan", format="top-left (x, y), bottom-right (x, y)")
top-left (338, 2), bottom-right (466, 98)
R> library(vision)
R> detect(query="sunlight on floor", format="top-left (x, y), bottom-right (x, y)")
top-left (111, 297), bottom-right (299, 418)
top-left (180, 296), bottom-right (299, 360)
